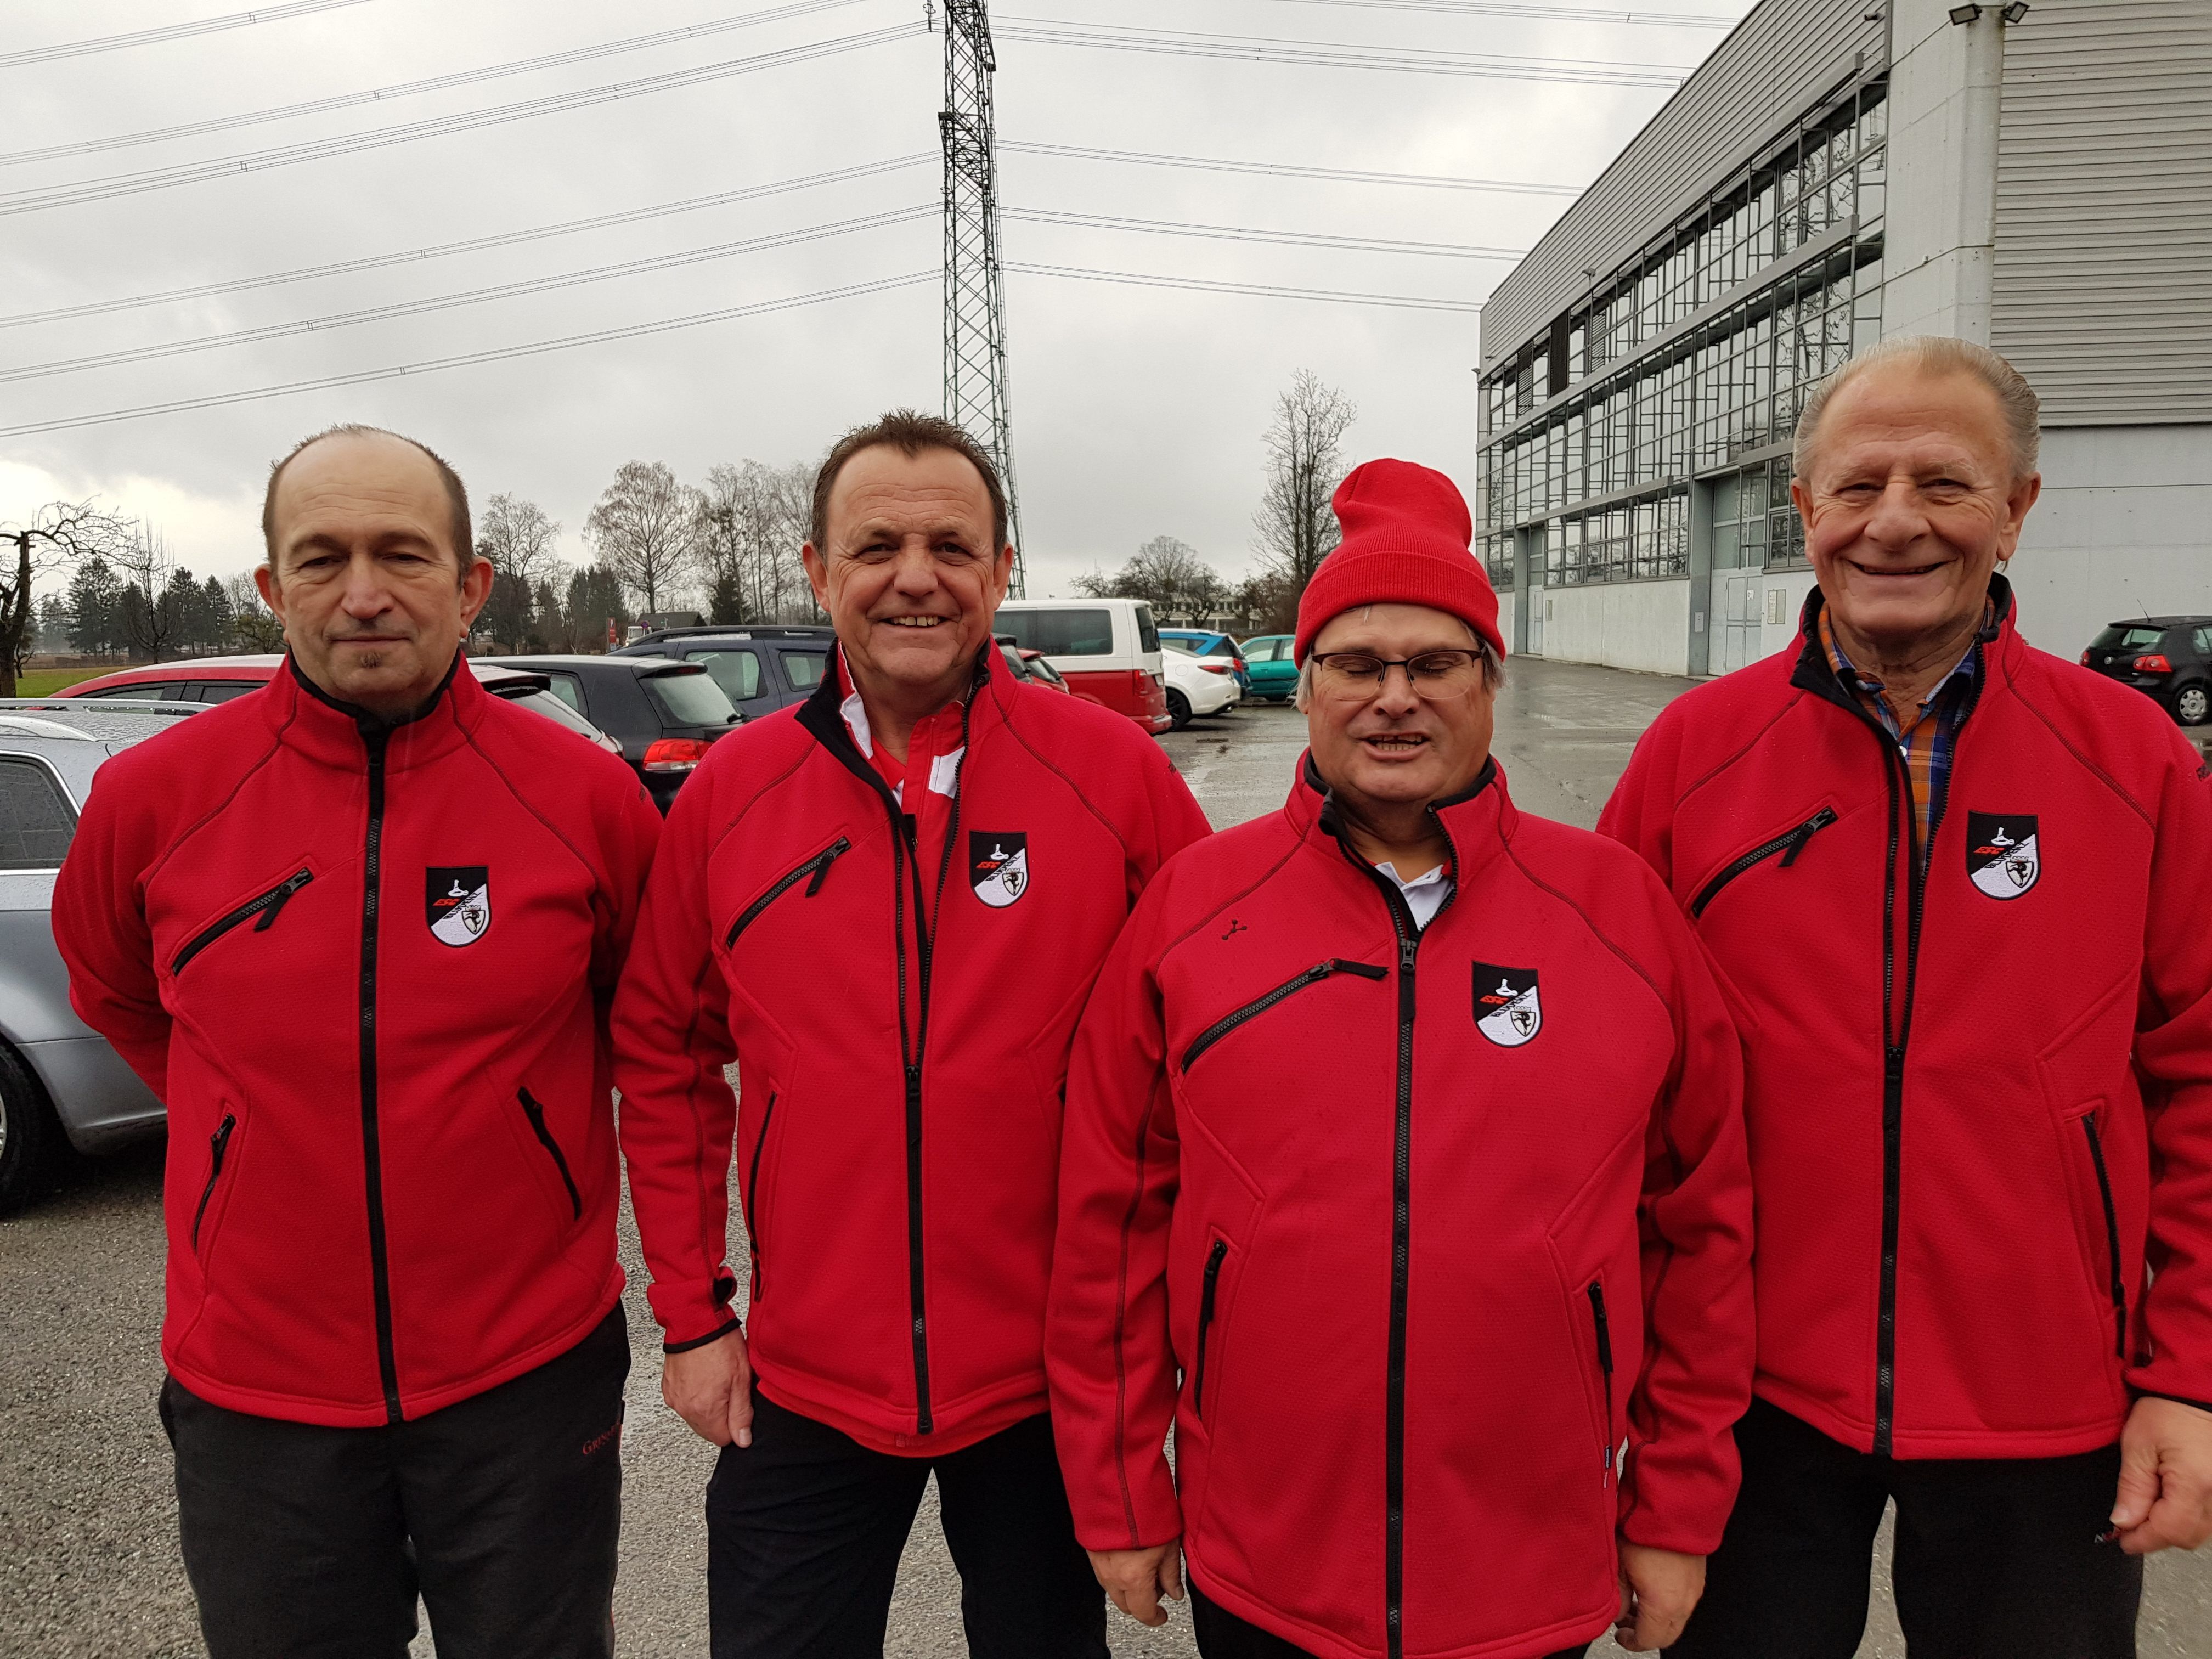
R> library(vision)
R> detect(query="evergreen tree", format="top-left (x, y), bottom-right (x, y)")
top-left (67, 556), bottom-right (122, 654)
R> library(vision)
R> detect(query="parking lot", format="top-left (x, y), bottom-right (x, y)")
top-left (3, 658), bottom-right (2208, 1658)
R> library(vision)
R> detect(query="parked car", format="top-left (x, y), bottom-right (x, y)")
top-left (56, 654), bottom-right (622, 757)
top-left (993, 597), bottom-right (1172, 734)
top-left (993, 634), bottom-right (1075, 694)
top-left (2081, 617), bottom-right (2212, 725)
top-left (1160, 640), bottom-right (1240, 729)
top-left (612, 626), bottom-right (833, 724)
top-left (1158, 628), bottom-right (1252, 695)
top-left (472, 655), bottom-right (741, 809)
top-left (1238, 634), bottom-right (1299, 702)
top-left (0, 698), bottom-right (204, 1211)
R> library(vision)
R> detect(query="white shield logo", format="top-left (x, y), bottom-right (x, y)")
top-left (1473, 964), bottom-right (1543, 1048)
top-left (427, 866), bottom-right (492, 946)
top-left (969, 832), bottom-right (1030, 910)
top-left (1966, 813), bottom-right (2040, 901)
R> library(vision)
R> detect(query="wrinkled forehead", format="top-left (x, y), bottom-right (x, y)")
top-left (827, 446), bottom-right (995, 548)
top-left (272, 435), bottom-right (454, 551)
top-left (1814, 368), bottom-right (2013, 478)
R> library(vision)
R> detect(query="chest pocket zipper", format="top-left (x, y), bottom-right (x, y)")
top-left (744, 1092), bottom-right (780, 1299)
top-left (1183, 959), bottom-right (1390, 1071)
top-left (173, 870), bottom-right (313, 974)
top-left (190, 1114), bottom-right (236, 1251)
top-left (517, 1088), bottom-right (581, 1220)
top-left (1193, 1238), bottom-right (1228, 1419)
top-left (726, 839), bottom-right (851, 949)
top-left (1690, 808), bottom-right (1839, 919)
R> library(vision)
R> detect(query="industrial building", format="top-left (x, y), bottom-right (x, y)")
top-left (1475, 0), bottom-right (2210, 675)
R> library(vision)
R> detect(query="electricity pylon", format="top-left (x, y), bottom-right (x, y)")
top-left (937, 0), bottom-right (1025, 594)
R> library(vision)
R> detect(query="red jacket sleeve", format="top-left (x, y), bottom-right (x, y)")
top-left (52, 760), bottom-right (170, 1102)
top-left (590, 779), bottom-right (663, 1007)
top-left (2126, 733), bottom-right (2212, 1410)
top-left (1617, 883), bottom-right (1756, 1555)
top-left (1047, 875), bottom-right (1186, 1550)
top-left (613, 773), bottom-right (744, 1349)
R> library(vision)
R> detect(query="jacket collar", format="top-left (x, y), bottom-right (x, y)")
top-left (1285, 749), bottom-right (1514, 888)
top-left (798, 641), bottom-right (1001, 806)
top-left (270, 648), bottom-right (475, 770)
top-left (1789, 571), bottom-right (2017, 709)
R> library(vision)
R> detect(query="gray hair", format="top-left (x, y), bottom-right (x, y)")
top-left (1793, 335), bottom-right (2041, 483)
top-left (1293, 627), bottom-right (1504, 712)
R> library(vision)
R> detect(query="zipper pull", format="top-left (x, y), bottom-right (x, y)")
top-left (1779, 807), bottom-right (1839, 868)
top-left (253, 870), bottom-right (312, 932)
top-left (804, 847), bottom-right (838, 897)
top-left (1399, 937), bottom-right (1419, 973)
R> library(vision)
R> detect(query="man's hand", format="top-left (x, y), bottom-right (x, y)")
top-left (2111, 1395), bottom-right (2212, 1554)
top-left (1088, 1543), bottom-right (1184, 1627)
top-left (662, 1327), bottom-right (756, 1448)
top-left (1613, 1543), bottom-right (1705, 1652)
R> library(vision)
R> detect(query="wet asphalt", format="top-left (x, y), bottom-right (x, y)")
top-left (2, 658), bottom-right (2206, 1658)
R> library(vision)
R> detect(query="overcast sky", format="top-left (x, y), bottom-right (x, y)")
top-left (3, 0), bottom-right (1753, 602)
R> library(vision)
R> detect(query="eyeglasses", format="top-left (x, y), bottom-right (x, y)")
top-left (1308, 650), bottom-right (1486, 701)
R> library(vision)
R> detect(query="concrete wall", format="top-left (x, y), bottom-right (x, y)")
top-left (1538, 580), bottom-right (1694, 676)
top-left (1881, 0), bottom-right (2004, 343)
top-left (2009, 425), bottom-right (2212, 659)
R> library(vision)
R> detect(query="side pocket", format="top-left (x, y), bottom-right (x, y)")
top-left (2079, 1113), bottom-right (2128, 1361)
top-left (1587, 1278), bottom-right (1617, 1482)
top-left (1192, 1237), bottom-right (1228, 1420)
top-left (517, 1088), bottom-right (582, 1220)
top-left (744, 1092), bottom-right (780, 1301)
top-left (190, 1113), bottom-right (236, 1253)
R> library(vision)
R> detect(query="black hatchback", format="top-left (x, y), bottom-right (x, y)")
top-left (473, 654), bottom-right (742, 810)
top-left (2081, 618), bottom-right (2212, 727)
top-left (613, 626), bottom-right (836, 725)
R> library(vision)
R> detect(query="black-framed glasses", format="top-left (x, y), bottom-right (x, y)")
top-left (1309, 650), bottom-right (1486, 701)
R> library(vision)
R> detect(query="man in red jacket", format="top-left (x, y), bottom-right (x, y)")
top-left (613, 410), bottom-right (1211, 1657)
top-left (1601, 336), bottom-right (2212, 1657)
top-left (53, 425), bottom-right (661, 1657)
top-left (1048, 460), bottom-right (1754, 1659)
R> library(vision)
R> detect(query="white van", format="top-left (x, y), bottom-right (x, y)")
top-left (993, 598), bottom-right (1172, 735)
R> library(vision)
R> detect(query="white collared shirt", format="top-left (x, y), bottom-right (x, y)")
top-left (1374, 860), bottom-right (1452, 930)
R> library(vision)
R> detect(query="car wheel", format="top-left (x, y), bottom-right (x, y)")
top-left (1166, 690), bottom-right (1192, 730)
top-left (2175, 683), bottom-right (2210, 726)
top-left (0, 1042), bottom-right (57, 1216)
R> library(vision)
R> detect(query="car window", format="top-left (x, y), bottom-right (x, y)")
top-left (1136, 605), bottom-right (1160, 654)
top-left (194, 682), bottom-right (260, 704)
top-left (645, 668), bottom-right (739, 727)
top-left (540, 673), bottom-right (585, 713)
top-left (998, 645), bottom-right (1028, 680)
top-left (2196, 628), bottom-right (2212, 657)
top-left (686, 648), bottom-right (761, 702)
top-left (2091, 625), bottom-right (2167, 653)
top-left (0, 758), bottom-right (75, 870)
top-left (998, 608), bottom-right (1114, 656)
top-left (500, 687), bottom-right (611, 744)
top-left (779, 650), bottom-right (826, 690)
top-left (1244, 639), bottom-right (1279, 663)
top-left (91, 683), bottom-right (171, 700)
top-left (1204, 639), bottom-right (1237, 658)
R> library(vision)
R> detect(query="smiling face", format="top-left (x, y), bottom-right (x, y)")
top-left (1304, 603), bottom-right (1494, 811)
top-left (1792, 364), bottom-right (2041, 653)
top-left (257, 431), bottom-right (491, 719)
top-left (802, 443), bottom-right (1013, 701)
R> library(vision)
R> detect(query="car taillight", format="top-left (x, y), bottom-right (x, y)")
top-left (2135, 654), bottom-right (2174, 674)
top-left (642, 738), bottom-right (712, 772)
top-left (2079, 650), bottom-right (2092, 666)
top-left (1200, 662), bottom-right (1231, 674)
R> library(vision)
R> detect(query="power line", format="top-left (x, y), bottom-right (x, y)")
top-left (0, 22), bottom-right (927, 219)
top-left (0, 273), bottom-right (935, 439)
top-left (1006, 262), bottom-right (1484, 313)
top-left (1004, 206), bottom-right (1525, 259)
top-left (1001, 139), bottom-right (1580, 198)
top-left (993, 18), bottom-right (1690, 86)
top-left (1, 0), bottom-right (876, 170)
top-left (1268, 0), bottom-right (1736, 26)
top-left (0, 156), bottom-right (935, 331)
top-left (0, 207), bottom-right (935, 386)
top-left (0, 0), bottom-right (378, 70)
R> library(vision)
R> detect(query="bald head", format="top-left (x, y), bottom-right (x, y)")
top-left (263, 424), bottom-right (472, 583)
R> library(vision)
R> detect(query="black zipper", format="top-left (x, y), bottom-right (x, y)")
top-left (744, 1091), bottom-right (780, 1297)
top-left (1587, 1279), bottom-right (1615, 1475)
top-left (190, 1113), bottom-right (236, 1251)
top-left (358, 729), bottom-right (402, 1424)
top-left (1182, 960), bottom-right (1390, 1071)
top-left (1688, 808), bottom-right (1838, 918)
top-left (517, 1088), bottom-right (581, 1220)
top-left (2081, 1115), bottom-right (2129, 1360)
top-left (1192, 1238), bottom-right (1228, 1418)
top-left (172, 870), bottom-right (313, 973)
top-left (725, 838), bottom-right (850, 948)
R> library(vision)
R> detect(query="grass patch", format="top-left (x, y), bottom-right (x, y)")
top-left (13, 668), bottom-right (110, 697)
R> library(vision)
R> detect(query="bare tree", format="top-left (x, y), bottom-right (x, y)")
top-left (1252, 370), bottom-right (1358, 598)
top-left (585, 462), bottom-right (701, 617)
top-left (223, 572), bottom-right (285, 651)
top-left (698, 461), bottom-right (816, 626)
top-left (0, 499), bottom-right (136, 692)
top-left (114, 523), bottom-right (185, 661)
top-left (477, 494), bottom-right (565, 650)
top-left (1075, 535), bottom-right (1226, 623)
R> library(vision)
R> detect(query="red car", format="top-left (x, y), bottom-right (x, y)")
top-left (55, 654), bottom-right (620, 755)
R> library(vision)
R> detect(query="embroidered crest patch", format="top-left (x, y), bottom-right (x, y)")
top-left (1472, 962), bottom-right (1543, 1047)
top-left (1965, 812), bottom-right (2039, 900)
top-left (426, 866), bottom-right (492, 945)
top-left (969, 833), bottom-right (1029, 909)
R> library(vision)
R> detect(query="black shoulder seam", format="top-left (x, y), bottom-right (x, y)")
top-left (146, 704), bottom-right (298, 888)
top-left (1500, 837), bottom-right (1672, 1024)
top-left (2005, 663), bottom-right (2155, 831)
top-left (1675, 689), bottom-right (1808, 811)
top-left (995, 698), bottom-right (1132, 857)
top-left (1156, 817), bottom-right (1305, 969)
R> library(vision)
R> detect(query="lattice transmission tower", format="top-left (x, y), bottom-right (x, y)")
top-left (936, 0), bottom-right (1025, 594)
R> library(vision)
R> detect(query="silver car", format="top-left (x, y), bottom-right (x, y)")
top-left (0, 699), bottom-right (202, 1211)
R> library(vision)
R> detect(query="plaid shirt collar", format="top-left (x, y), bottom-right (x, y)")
top-left (1816, 604), bottom-right (1986, 742)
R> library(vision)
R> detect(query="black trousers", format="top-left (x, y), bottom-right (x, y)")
top-left (1190, 1581), bottom-right (1587, 1658)
top-left (706, 1390), bottom-right (1105, 1659)
top-left (160, 1305), bottom-right (629, 1659)
top-left (1671, 1396), bottom-right (2143, 1658)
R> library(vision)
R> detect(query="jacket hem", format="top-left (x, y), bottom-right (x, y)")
top-left (751, 1360), bottom-right (1048, 1457)
top-left (1184, 1551), bottom-right (1616, 1659)
top-left (1754, 1381), bottom-right (2127, 1460)
top-left (163, 1277), bottom-right (624, 1429)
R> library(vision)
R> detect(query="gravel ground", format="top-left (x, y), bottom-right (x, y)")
top-left (3, 661), bottom-right (2207, 1657)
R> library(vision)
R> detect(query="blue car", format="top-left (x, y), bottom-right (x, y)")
top-left (1156, 629), bottom-right (1251, 696)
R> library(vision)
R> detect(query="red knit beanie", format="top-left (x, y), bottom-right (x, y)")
top-left (1292, 459), bottom-right (1504, 665)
